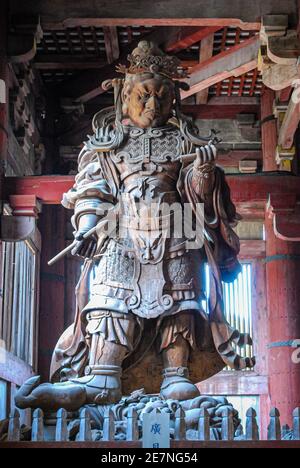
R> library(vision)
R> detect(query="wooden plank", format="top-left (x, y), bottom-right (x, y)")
top-left (103, 26), bottom-right (120, 64)
top-left (34, 55), bottom-right (107, 70)
top-left (44, 18), bottom-right (261, 30)
top-left (2, 440), bottom-right (300, 448)
top-left (278, 86), bottom-right (292, 102)
top-left (215, 27), bottom-right (228, 97)
top-left (5, 174), bottom-right (300, 205)
top-left (278, 95), bottom-right (300, 149)
top-left (165, 26), bottom-right (221, 53)
top-left (198, 371), bottom-right (268, 395)
top-left (239, 240), bottom-right (266, 259)
top-left (0, 348), bottom-right (35, 386)
top-left (181, 104), bottom-right (260, 119)
top-left (12, 0), bottom-right (299, 29)
top-left (196, 33), bottom-right (215, 104)
top-left (181, 36), bottom-right (260, 99)
top-left (261, 87), bottom-right (277, 171)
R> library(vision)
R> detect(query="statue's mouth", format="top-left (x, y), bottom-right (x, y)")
top-left (144, 111), bottom-right (160, 118)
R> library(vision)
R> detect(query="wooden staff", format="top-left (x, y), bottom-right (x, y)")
top-left (47, 220), bottom-right (108, 266)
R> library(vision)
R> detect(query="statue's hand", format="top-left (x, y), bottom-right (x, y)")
top-left (71, 230), bottom-right (97, 258)
top-left (194, 143), bottom-right (217, 170)
top-left (192, 143), bottom-right (216, 198)
top-left (95, 124), bottom-right (115, 146)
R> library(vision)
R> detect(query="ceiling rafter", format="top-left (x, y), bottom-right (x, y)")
top-left (181, 35), bottom-right (260, 99)
top-left (103, 26), bottom-right (120, 64)
top-left (165, 26), bottom-right (221, 53)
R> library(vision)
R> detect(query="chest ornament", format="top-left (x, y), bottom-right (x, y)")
top-left (112, 126), bottom-right (182, 165)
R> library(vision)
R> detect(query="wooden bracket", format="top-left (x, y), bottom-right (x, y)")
top-left (8, 15), bottom-right (43, 63)
top-left (259, 15), bottom-right (300, 91)
top-left (267, 193), bottom-right (300, 241)
top-left (0, 195), bottom-right (42, 242)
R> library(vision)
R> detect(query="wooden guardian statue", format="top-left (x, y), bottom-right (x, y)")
top-left (16, 41), bottom-right (255, 412)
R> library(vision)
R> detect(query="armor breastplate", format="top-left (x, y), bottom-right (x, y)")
top-left (111, 125), bottom-right (183, 184)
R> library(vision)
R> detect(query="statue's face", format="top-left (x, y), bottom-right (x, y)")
top-left (125, 76), bottom-right (174, 128)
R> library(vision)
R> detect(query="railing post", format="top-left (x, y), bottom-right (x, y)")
top-left (245, 407), bottom-right (259, 440)
top-left (293, 407), bottom-right (300, 440)
top-left (174, 407), bottom-right (186, 441)
top-left (281, 424), bottom-right (290, 439)
top-left (55, 408), bottom-right (68, 441)
top-left (102, 408), bottom-right (115, 441)
top-left (7, 409), bottom-right (20, 441)
top-left (267, 407), bottom-right (281, 440)
top-left (126, 407), bottom-right (139, 441)
top-left (221, 407), bottom-right (234, 440)
top-left (78, 408), bottom-right (92, 441)
top-left (198, 407), bottom-right (210, 441)
top-left (31, 408), bottom-right (44, 441)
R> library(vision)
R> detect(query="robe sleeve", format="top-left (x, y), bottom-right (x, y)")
top-left (61, 146), bottom-right (118, 232)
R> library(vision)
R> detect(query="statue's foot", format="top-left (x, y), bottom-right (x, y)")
top-left (15, 365), bottom-right (123, 412)
top-left (15, 376), bottom-right (87, 412)
top-left (160, 367), bottom-right (200, 401)
top-left (70, 371), bottom-right (122, 405)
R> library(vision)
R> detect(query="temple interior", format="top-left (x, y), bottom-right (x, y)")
top-left (0, 0), bottom-right (300, 448)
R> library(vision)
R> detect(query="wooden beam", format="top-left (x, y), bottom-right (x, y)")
top-left (196, 33), bottom-right (215, 104)
top-left (278, 94), bottom-right (300, 149)
top-left (103, 26), bottom-right (120, 64)
top-left (278, 85), bottom-right (292, 102)
top-left (261, 87), bottom-right (278, 171)
top-left (2, 441), bottom-right (300, 449)
top-left (181, 104), bottom-right (260, 119)
top-left (181, 36), bottom-right (260, 99)
top-left (165, 26), bottom-right (221, 53)
top-left (34, 55), bottom-right (107, 70)
top-left (34, 57), bottom-right (200, 71)
top-left (11, 0), bottom-right (299, 30)
top-left (0, 348), bottom-right (35, 387)
top-left (5, 174), bottom-right (300, 205)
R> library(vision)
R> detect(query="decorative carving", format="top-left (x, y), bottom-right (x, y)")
top-left (259, 15), bottom-right (300, 91)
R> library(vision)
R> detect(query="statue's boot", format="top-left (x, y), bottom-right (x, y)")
top-left (15, 365), bottom-right (122, 411)
top-left (160, 366), bottom-right (200, 401)
top-left (69, 364), bottom-right (122, 405)
top-left (160, 334), bottom-right (200, 401)
top-left (15, 375), bottom-right (87, 412)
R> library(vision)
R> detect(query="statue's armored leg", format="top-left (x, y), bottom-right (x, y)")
top-left (15, 311), bottom-right (137, 411)
top-left (159, 311), bottom-right (200, 401)
top-left (66, 310), bottom-right (136, 404)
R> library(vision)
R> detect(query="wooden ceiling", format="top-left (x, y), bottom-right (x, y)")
top-left (33, 25), bottom-right (262, 101)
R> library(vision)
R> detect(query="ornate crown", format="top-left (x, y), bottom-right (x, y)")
top-left (116, 40), bottom-right (188, 79)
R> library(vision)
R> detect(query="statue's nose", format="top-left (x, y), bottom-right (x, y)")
top-left (146, 96), bottom-right (160, 112)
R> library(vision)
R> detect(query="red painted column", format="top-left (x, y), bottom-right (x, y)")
top-left (38, 205), bottom-right (66, 381)
top-left (261, 87), bottom-right (278, 172)
top-left (265, 211), bottom-right (300, 426)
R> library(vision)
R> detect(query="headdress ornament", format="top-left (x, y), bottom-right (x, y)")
top-left (116, 40), bottom-right (188, 79)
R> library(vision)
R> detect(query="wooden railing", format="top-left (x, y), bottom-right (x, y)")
top-left (1, 405), bottom-right (300, 446)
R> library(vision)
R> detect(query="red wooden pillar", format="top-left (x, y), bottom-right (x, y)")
top-left (261, 87), bottom-right (278, 171)
top-left (38, 205), bottom-right (66, 381)
top-left (265, 211), bottom-right (300, 426)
